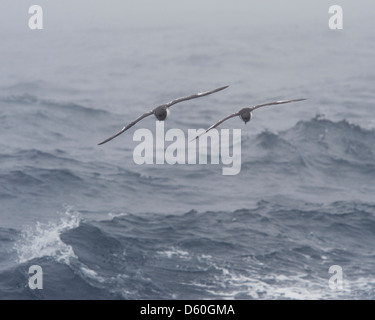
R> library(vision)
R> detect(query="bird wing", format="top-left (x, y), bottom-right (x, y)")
top-left (165, 85), bottom-right (229, 108)
top-left (249, 98), bottom-right (306, 112)
top-left (192, 111), bottom-right (240, 141)
top-left (98, 110), bottom-right (154, 145)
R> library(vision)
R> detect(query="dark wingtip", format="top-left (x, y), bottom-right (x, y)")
top-left (288, 98), bottom-right (306, 102)
top-left (97, 138), bottom-right (111, 145)
top-left (212, 85), bottom-right (229, 93)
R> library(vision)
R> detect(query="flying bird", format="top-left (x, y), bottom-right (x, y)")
top-left (193, 98), bottom-right (306, 140)
top-left (98, 85), bottom-right (229, 145)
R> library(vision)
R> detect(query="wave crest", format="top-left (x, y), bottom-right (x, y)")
top-left (14, 207), bottom-right (81, 264)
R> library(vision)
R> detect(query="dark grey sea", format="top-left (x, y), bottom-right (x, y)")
top-left (1, 0), bottom-right (375, 299)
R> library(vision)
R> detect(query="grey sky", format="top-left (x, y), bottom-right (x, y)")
top-left (1, 1), bottom-right (374, 33)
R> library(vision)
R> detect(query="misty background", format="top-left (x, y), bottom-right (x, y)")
top-left (1, 1), bottom-right (374, 132)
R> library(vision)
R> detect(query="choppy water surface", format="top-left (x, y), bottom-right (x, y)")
top-left (1, 1), bottom-right (374, 299)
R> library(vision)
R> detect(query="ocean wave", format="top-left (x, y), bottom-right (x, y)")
top-left (1, 199), bottom-right (373, 299)
top-left (13, 207), bottom-right (81, 265)
top-left (0, 93), bottom-right (109, 116)
top-left (0, 93), bottom-right (38, 105)
top-left (41, 201), bottom-right (369, 298)
top-left (0, 170), bottom-right (43, 187)
top-left (240, 117), bottom-right (375, 178)
top-left (41, 99), bottom-right (110, 116)
top-left (0, 168), bottom-right (83, 193)
top-left (0, 149), bottom-right (80, 165)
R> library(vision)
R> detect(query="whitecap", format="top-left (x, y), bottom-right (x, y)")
top-left (14, 207), bottom-right (81, 265)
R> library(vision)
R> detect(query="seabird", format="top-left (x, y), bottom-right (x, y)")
top-left (193, 98), bottom-right (306, 140)
top-left (98, 85), bottom-right (229, 145)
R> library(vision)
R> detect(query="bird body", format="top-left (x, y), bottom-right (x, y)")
top-left (239, 108), bottom-right (253, 124)
top-left (154, 105), bottom-right (170, 121)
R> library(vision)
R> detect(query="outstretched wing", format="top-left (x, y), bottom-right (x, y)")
top-left (98, 110), bottom-right (153, 145)
top-left (165, 85), bottom-right (229, 108)
top-left (192, 111), bottom-right (240, 141)
top-left (249, 98), bottom-right (306, 112)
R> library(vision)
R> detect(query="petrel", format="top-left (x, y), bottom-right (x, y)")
top-left (98, 85), bottom-right (229, 145)
top-left (193, 98), bottom-right (306, 140)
